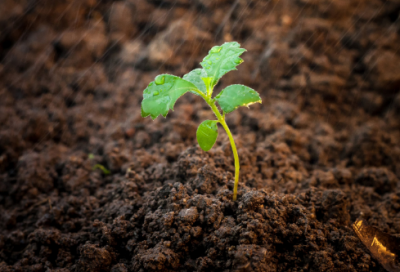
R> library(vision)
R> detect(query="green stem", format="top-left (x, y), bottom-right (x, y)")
top-left (220, 118), bottom-right (240, 201)
top-left (207, 99), bottom-right (240, 201)
top-left (193, 87), bottom-right (240, 201)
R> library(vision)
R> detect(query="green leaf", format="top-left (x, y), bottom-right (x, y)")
top-left (201, 77), bottom-right (213, 95)
top-left (141, 74), bottom-right (198, 120)
top-left (200, 42), bottom-right (246, 88)
top-left (196, 120), bottom-right (219, 152)
top-left (215, 84), bottom-right (262, 114)
top-left (183, 68), bottom-right (207, 95)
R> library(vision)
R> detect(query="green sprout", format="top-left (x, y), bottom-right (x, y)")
top-left (93, 164), bottom-right (111, 175)
top-left (141, 42), bottom-right (262, 201)
top-left (89, 154), bottom-right (111, 175)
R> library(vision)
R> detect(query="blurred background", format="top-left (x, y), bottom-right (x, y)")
top-left (1, 0), bottom-right (400, 179)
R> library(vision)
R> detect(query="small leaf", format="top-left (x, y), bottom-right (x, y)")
top-left (183, 69), bottom-right (207, 95)
top-left (201, 77), bottom-right (213, 95)
top-left (141, 74), bottom-right (198, 120)
top-left (215, 84), bottom-right (262, 114)
top-left (196, 120), bottom-right (219, 152)
top-left (200, 42), bottom-right (246, 88)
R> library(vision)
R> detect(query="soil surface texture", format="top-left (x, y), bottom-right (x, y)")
top-left (1, 0), bottom-right (400, 271)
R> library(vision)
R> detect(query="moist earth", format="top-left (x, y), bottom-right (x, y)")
top-left (1, 0), bottom-right (400, 271)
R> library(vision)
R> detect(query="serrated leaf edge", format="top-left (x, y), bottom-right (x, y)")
top-left (200, 42), bottom-right (246, 88)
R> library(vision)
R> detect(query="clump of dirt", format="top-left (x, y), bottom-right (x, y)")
top-left (0, 0), bottom-right (399, 271)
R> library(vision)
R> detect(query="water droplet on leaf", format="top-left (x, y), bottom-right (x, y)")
top-left (154, 91), bottom-right (159, 96)
top-left (155, 76), bottom-right (165, 85)
top-left (210, 46), bottom-right (222, 53)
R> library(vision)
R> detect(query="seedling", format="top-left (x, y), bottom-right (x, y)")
top-left (141, 42), bottom-right (261, 200)
top-left (89, 154), bottom-right (111, 175)
top-left (93, 164), bottom-right (111, 175)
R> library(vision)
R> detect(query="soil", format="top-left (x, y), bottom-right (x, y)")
top-left (1, 0), bottom-right (400, 271)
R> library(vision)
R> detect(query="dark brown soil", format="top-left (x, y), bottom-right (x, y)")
top-left (1, 0), bottom-right (400, 271)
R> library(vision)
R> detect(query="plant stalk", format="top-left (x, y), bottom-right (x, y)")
top-left (207, 100), bottom-right (240, 201)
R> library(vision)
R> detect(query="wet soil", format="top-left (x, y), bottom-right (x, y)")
top-left (1, 0), bottom-right (400, 271)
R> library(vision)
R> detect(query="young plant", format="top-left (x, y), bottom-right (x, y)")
top-left (141, 42), bottom-right (261, 201)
